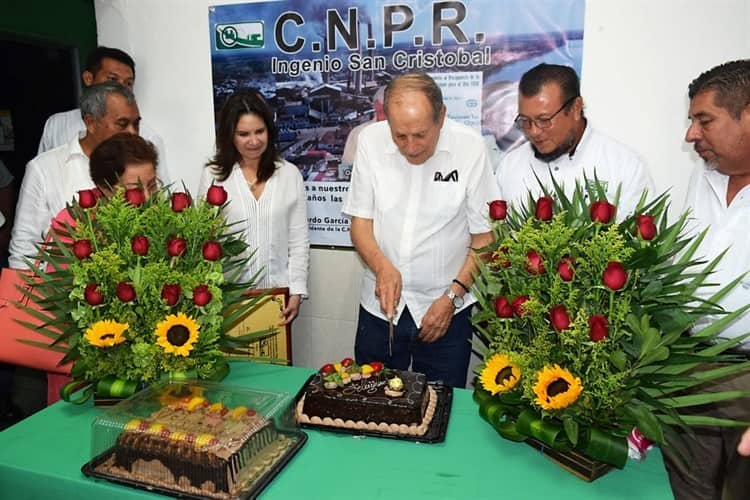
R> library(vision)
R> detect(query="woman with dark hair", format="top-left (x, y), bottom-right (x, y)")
top-left (198, 89), bottom-right (308, 325)
top-left (89, 132), bottom-right (159, 193)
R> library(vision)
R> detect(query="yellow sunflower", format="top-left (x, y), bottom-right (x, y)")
top-left (85, 320), bottom-right (129, 348)
top-left (479, 353), bottom-right (521, 395)
top-left (533, 364), bottom-right (583, 410)
top-left (155, 312), bottom-right (200, 356)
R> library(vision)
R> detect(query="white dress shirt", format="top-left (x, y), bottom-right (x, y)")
top-left (9, 138), bottom-right (94, 268)
top-left (38, 108), bottom-right (171, 184)
top-left (198, 160), bottom-right (309, 297)
top-left (684, 166), bottom-right (750, 349)
top-left (343, 118), bottom-right (500, 326)
top-left (496, 125), bottom-right (655, 220)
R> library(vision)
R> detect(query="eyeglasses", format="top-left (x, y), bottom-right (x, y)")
top-left (514, 95), bottom-right (578, 130)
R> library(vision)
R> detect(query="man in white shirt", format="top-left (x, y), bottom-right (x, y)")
top-left (496, 64), bottom-right (655, 219)
top-left (37, 46), bottom-right (170, 184)
top-left (663, 59), bottom-right (750, 500)
top-left (343, 72), bottom-right (499, 388)
top-left (9, 82), bottom-right (141, 269)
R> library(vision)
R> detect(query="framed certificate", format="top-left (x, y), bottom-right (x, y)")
top-left (224, 287), bottom-right (292, 365)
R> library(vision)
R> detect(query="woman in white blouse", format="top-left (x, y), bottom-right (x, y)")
top-left (198, 89), bottom-right (309, 325)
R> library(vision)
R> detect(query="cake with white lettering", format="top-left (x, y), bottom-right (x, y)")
top-left (296, 358), bottom-right (438, 436)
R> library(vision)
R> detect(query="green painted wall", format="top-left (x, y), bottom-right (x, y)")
top-left (0, 0), bottom-right (97, 66)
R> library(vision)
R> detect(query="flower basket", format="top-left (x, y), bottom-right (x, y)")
top-left (473, 178), bottom-right (750, 478)
top-left (16, 185), bottom-right (278, 403)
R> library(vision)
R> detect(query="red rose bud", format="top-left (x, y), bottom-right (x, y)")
top-left (494, 296), bottom-right (513, 318)
top-left (131, 235), bottom-right (149, 256)
top-left (341, 357), bottom-right (354, 367)
top-left (192, 284), bottom-right (212, 306)
top-left (489, 200), bottom-right (508, 220)
top-left (124, 187), bottom-right (146, 206)
top-left (589, 200), bottom-right (617, 224)
top-left (161, 284), bottom-right (181, 306)
top-left (512, 295), bottom-right (529, 317)
top-left (535, 196), bottom-right (553, 221)
top-left (167, 237), bottom-right (187, 257)
top-left (202, 241), bottom-right (222, 261)
top-left (525, 249), bottom-right (545, 275)
top-left (92, 188), bottom-right (104, 200)
top-left (78, 189), bottom-right (97, 208)
top-left (116, 282), bottom-right (136, 302)
top-left (588, 314), bottom-right (609, 342)
top-left (370, 361), bottom-right (384, 373)
top-left (602, 261), bottom-right (628, 291)
top-left (83, 284), bottom-right (104, 306)
top-left (636, 214), bottom-right (657, 240)
top-left (171, 192), bottom-right (190, 212)
top-left (549, 305), bottom-right (571, 331)
top-left (72, 239), bottom-right (93, 260)
top-left (321, 363), bottom-right (335, 374)
top-left (557, 257), bottom-right (575, 282)
top-left (206, 184), bottom-right (228, 206)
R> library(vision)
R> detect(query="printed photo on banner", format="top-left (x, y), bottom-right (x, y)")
top-left (208, 0), bottom-right (584, 247)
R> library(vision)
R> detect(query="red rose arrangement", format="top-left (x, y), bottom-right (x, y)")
top-left (473, 179), bottom-right (750, 471)
top-left (21, 185), bottom-right (271, 402)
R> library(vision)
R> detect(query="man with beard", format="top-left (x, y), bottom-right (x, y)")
top-left (495, 63), bottom-right (654, 219)
top-left (663, 59), bottom-right (750, 500)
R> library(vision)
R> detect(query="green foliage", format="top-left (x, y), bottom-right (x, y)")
top-left (23, 187), bottom-right (274, 386)
top-left (474, 178), bottom-right (750, 449)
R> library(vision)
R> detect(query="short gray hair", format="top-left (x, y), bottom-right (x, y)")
top-left (80, 82), bottom-right (136, 119)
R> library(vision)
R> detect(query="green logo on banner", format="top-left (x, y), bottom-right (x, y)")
top-left (215, 22), bottom-right (264, 50)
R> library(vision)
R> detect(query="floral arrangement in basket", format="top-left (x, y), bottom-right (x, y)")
top-left (20, 184), bottom-right (274, 402)
top-left (472, 178), bottom-right (750, 470)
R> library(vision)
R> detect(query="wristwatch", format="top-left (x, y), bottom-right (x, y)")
top-left (443, 288), bottom-right (464, 310)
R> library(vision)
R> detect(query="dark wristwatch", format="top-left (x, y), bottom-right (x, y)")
top-left (443, 288), bottom-right (464, 310)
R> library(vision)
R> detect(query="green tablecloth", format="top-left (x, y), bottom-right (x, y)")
top-left (0, 362), bottom-right (674, 499)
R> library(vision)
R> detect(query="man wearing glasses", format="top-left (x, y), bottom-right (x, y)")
top-left (495, 63), bottom-right (654, 219)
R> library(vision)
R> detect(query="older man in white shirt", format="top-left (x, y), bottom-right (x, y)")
top-left (37, 46), bottom-right (169, 184)
top-left (343, 72), bottom-right (499, 388)
top-left (9, 82), bottom-right (141, 269)
top-left (496, 64), bottom-right (654, 219)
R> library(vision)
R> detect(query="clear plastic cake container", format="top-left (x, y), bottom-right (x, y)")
top-left (83, 380), bottom-right (306, 499)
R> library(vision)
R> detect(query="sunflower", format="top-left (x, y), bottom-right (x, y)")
top-left (155, 312), bottom-right (200, 356)
top-left (533, 365), bottom-right (583, 410)
top-left (85, 320), bottom-right (129, 348)
top-left (479, 353), bottom-right (521, 395)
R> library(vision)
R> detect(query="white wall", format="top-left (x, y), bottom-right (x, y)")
top-left (95, 0), bottom-right (750, 371)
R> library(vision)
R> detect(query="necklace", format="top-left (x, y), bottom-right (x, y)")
top-left (246, 177), bottom-right (257, 189)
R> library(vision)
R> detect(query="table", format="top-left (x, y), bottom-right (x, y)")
top-left (0, 362), bottom-right (674, 499)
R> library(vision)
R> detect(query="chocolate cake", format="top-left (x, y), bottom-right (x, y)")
top-left (96, 397), bottom-right (293, 499)
top-left (296, 367), bottom-right (438, 436)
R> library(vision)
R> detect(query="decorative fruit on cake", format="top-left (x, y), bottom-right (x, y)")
top-left (385, 376), bottom-right (405, 397)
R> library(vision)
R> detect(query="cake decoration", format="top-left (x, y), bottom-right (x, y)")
top-left (385, 376), bottom-right (404, 397)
